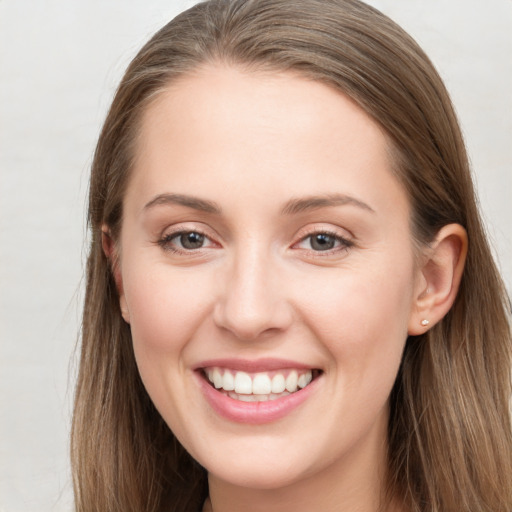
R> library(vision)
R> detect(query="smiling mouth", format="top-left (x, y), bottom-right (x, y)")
top-left (202, 367), bottom-right (321, 402)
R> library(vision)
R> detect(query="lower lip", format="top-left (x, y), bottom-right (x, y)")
top-left (196, 371), bottom-right (320, 425)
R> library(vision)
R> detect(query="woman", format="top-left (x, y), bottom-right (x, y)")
top-left (71, 0), bottom-right (512, 510)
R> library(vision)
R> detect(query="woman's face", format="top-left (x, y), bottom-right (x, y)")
top-left (117, 65), bottom-right (423, 491)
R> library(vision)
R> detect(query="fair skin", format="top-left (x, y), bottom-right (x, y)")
top-left (104, 65), bottom-right (466, 512)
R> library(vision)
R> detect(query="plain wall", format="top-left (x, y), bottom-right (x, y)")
top-left (0, 1), bottom-right (510, 510)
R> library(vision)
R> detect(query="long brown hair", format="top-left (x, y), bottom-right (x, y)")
top-left (71, 1), bottom-right (512, 510)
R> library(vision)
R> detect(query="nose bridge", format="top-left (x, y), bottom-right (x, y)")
top-left (214, 240), bottom-right (291, 340)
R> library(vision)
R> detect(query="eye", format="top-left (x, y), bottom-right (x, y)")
top-left (308, 233), bottom-right (338, 251)
top-left (176, 231), bottom-right (205, 250)
top-left (294, 231), bottom-right (353, 253)
top-left (158, 230), bottom-right (215, 253)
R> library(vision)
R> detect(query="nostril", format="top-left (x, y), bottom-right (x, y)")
top-left (212, 298), bottom-right (294, 342)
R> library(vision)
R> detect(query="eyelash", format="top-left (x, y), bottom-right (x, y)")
top-left (293, 229), bottom-right (354, 255)
top-left (157, 228), bottom-right (354, 256)
top-left (157, 229), bottom-right (214, 254)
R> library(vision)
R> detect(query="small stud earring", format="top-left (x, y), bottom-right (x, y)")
top-left (421, 319), bottom-right (430, 326)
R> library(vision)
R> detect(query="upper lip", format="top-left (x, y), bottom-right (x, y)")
top-left (193, 358), bottom-right (318, 373)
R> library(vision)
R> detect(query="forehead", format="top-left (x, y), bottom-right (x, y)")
top-left (126, 64), bottom-right (408, 221)
top-left (136, 64), bottom-right (386, 153)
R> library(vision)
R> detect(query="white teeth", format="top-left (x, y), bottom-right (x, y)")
top-left (269, 392), bottom-right (289, 400)
top-left (237, 394), bottom-right (257, 402)
top-left (271, 374), bottom-right (286, 393)
top-left (285, 370), bottom-right (298, 392)
top-left (252, 373), bottom-right (272, 394)
top-left (226, 390), bottom-right (291, 402)
top-left (222, 371), bottom-right (235, 391)
top-left (234, 371), bottom-right (253, 394)
top-left (298, 371), bottom-right (312, 389)
top-left (212, 368), bottom-right (223, 389)
top-left (205, 367), bottom-right (315, 397)
top-left (238, 394), bottom-right (267, 402)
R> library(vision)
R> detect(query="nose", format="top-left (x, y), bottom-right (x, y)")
top-left (213, 247), bottom-right (293, 341)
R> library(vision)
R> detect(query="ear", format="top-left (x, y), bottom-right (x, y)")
top-left (101, 224), bottom-right (130, 324)
top-left (408, 223), bottom-right (467, 335)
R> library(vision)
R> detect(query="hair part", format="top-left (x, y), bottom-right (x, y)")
top-left (72, 1), bottom-right (512, 510)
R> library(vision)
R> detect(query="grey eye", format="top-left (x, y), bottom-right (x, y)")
top-left (309, 233), bottom-right (337, 251)
top-left (179, 232), bottom-right (205, 249)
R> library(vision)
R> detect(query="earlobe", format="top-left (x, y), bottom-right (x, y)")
top-left (408, 223), bottom-right (467, 335)
top-left (101, 224), bottom-right (131, 324)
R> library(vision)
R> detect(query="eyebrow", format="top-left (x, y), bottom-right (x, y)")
top-left (281, 194), bottom-right (375, 215)
top-left (143, 193), bottom-right (222, 214)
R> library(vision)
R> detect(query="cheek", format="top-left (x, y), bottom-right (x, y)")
top-left (294, 252), bottom-right (415, 380)
top-left (123, 264), bottom-right (214, 355)
top-left (121, 264), bottom-right (216, 423)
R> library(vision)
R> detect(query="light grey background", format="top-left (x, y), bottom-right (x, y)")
top-left (0, 1), bottom-right (510, 510)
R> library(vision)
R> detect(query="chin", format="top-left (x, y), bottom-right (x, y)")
top-left (206, 459), bottom-right (311, 491)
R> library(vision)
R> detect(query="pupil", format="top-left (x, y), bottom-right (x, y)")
top-left (181, 232), bottom-right (204, 249)
top-left (311, 234), bottom-right (335, 251)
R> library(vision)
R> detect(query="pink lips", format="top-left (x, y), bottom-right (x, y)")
top-left (194, 358), bottom-right (320, 425)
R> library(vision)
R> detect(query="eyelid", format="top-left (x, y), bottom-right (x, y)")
top-left (294, 223), bottom-right (354, 241)
top-left (157, 223), bottom-right (221, 254)
top-left (291, 225), bottom-right (355, 254)
top-left (155, 222), bottom-right (354, 256)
